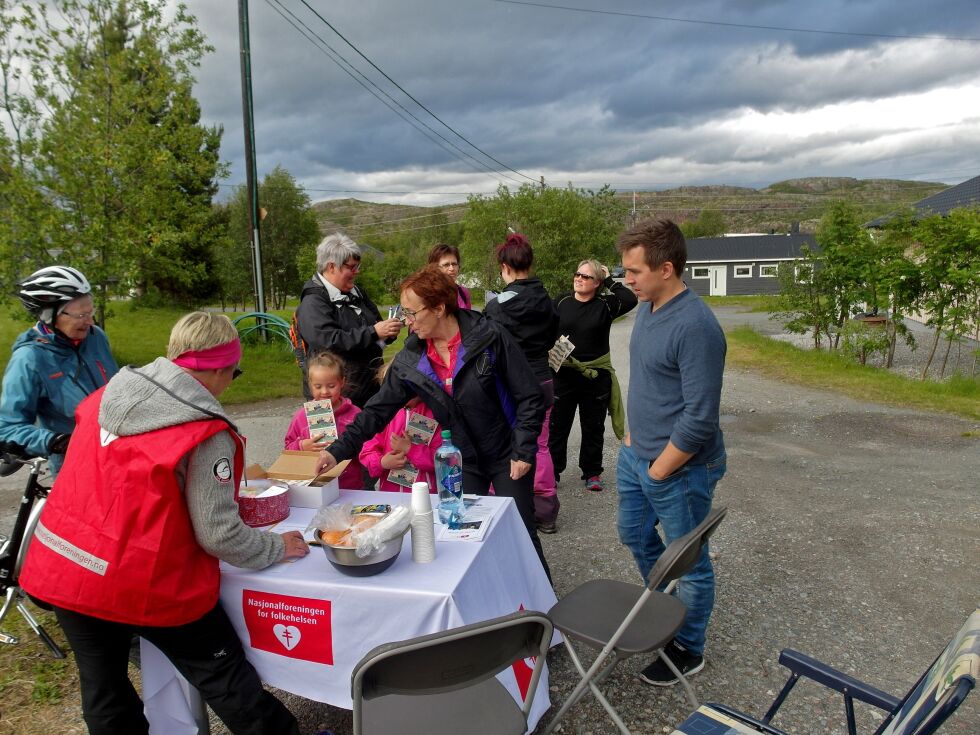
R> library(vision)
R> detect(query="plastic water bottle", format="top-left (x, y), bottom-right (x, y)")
top-left (435, 429), bottom-right (464, 525)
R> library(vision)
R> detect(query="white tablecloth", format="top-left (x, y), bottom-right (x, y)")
top-left (143, 490), bottom-right (557, 733)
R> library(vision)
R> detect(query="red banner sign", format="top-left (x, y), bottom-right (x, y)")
top-left (242, 589), bottom-right (333, 665)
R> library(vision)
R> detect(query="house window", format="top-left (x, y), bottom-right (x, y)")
top-left (794, 264), bottom-right (813, 283)
top-left (692, 267), bottom-right (710, 279)
top-left (734, 265), bottom-right (752, 278)
top-left (759, 264), bottom-right (778, 278)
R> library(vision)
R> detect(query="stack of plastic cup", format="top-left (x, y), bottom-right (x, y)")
top-left (410, 481), bottom-right (436, 563)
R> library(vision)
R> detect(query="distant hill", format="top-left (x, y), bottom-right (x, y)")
top-left (310, 177), bottom-right (951, 238)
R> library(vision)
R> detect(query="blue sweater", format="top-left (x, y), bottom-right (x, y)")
top-left (627, 289), bottom-right (726, 465)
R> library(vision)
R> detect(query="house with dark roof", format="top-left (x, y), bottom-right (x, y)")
top-left (866, 174), bottom-right (980, 227)
top-left (683, 233), bottom-right (819, 296)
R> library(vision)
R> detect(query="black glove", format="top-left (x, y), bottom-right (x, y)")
top-left (48, 433), bottom-right (71, 455)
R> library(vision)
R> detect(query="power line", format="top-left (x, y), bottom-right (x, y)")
top-left (263, 0), bottom-right (526, 187)
top-left (490, 0), bottom-right (980, 43)
top-left (293, 0), bottom-right (540, 183)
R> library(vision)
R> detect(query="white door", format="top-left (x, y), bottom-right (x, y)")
top-left (708, 266), bottom-right (727, 296)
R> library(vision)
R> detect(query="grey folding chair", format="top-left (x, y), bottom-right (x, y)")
top-left (670, 607), bottom-right (979, 735)
top-left (543, 505), bottom-right (728, 735)
top-left (351, 609), bottom-right (553, 735)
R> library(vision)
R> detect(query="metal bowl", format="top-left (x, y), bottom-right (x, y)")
top-left (320, 534), bottom-right (404, 577)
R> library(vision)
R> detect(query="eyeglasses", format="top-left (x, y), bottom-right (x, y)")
top-left (232, 367), bottom-right (243, 381)
top-left (60, 309), bottom-right (95, 321)
top-left (574, 272), bottom-right (597, 281)
top-left (341, 261), bottom-right (361, 274)
top-left (401, 306), bottom-right (428, 322)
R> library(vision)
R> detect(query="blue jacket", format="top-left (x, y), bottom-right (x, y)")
top-left (0, 323), bottom-right (118, 475)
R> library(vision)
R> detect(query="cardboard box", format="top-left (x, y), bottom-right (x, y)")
top-left (245, 451), bottom-right (348, 509)
top-left (265, 450), bottom-right (347, 482)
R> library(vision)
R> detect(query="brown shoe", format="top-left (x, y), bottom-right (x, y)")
top-left (536, 521), bottom-right (557, 534)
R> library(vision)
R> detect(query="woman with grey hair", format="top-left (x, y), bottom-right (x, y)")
top-left (295, 233), bottom-right (403, 407)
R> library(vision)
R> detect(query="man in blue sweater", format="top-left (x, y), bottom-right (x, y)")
top-left (615, 219), bottom-right (727, 687)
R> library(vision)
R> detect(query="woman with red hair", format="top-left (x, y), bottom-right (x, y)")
top-left (317, 265), bottom-right (550, 578)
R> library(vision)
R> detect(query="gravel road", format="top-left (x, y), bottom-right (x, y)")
top-left (2, 304), bottom-right (977, 735)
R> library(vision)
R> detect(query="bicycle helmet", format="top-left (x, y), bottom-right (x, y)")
top-left (17, 266), bottom-right (92, 325)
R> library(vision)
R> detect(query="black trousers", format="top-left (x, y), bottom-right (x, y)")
top-left (53, 603), bottom-right (300, 735)
top-left (549, 367), bottom-right (612, 480)
top-left (465, 464), bottom-right (552, 584)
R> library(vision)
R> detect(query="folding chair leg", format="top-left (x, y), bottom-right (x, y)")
top-left (657, 648), bottom-right (700, 710)
top-left (543, 639), bottom-right (633, 735)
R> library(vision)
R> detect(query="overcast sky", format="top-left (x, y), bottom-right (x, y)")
top-left (186, 0), bottom-right (980, 206)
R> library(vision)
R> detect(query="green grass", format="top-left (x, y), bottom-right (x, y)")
top-left (703, 294), bottom-right (778, 312)
top-left (0, 301), bottom-right (411, 406)
top-left (726, 326), bottom-right (980, 421)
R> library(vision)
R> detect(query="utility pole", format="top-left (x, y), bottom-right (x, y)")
top-left (631, 190), bottom-right (637, 227)
top-left (540, 175), bottom-right (546, 190)
top-left (238, 0), bottom-right (266, 316)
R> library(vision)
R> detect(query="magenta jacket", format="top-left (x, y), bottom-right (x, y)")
top-left (284, 397), bottom-right (364, 489)
top-left (358, 405), bottom-right (443, 493)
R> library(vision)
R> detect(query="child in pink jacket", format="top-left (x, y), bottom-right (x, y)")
top-left (359, 397), bottom-right (443, 493)
top-left (284, 351), bottom-right (365, 489)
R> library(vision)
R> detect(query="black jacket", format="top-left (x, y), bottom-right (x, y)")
top-left (484, 278), bottom-right (559, 382)
top-left (554, 276), bottom-right (638, 362)
top-left (327, 310), bottom-right (544, 474)
top-left (295, 277), bottom-right (384, 407)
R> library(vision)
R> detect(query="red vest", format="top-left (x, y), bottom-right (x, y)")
top-left (20, 387), bottom-right (244, 626)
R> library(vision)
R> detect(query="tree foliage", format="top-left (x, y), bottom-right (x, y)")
top-left (0, 0), bottom-right (224, 319)
top-left (225, 166), bottom-right (320, 310)
top-left (680, 209), bottom-right (726, 239)
top-left (770, 201), bottom-right (980, 379)
top-left (460, 183), bottom-right (627, 296)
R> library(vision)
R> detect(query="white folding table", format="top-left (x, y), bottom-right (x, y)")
top-left (141, 490), bottom-right (557, 733)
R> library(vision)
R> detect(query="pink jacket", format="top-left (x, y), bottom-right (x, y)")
top-left (358, 405), bottom-right (443, 493)
top-left (284, 398), bottom-right (364, 489)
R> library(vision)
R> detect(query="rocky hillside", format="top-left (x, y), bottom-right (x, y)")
top-left (311, 177), bottom-right (950, 237)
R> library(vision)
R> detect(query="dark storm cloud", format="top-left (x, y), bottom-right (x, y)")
top-left (185, 0), bottom-right (980, 199)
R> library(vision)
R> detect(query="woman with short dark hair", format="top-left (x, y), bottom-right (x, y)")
top-left (427, 243), bottom-right (472, 309)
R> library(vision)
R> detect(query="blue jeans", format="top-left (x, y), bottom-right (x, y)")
top-left (616, 443), bottom-right (726, 656)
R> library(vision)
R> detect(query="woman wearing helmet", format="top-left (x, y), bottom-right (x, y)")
top-left (0, 266), bottom-right (118, 475)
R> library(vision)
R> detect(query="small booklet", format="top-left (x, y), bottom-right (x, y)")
top-left (304, 399), bottom-right (338, 443)
top-left (437, 496), bottom-right (499, 542)
top-left (387, 461), bottom-right (419, 488)
top-left (405, 410), bottom-right (438, 445)
top-left (548, 335), bottom-right (576, 372)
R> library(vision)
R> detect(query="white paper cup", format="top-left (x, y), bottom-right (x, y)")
top-left (411, 510), bottom-right (436, 563)
top-left (411, 481), bottom-right (432, 514)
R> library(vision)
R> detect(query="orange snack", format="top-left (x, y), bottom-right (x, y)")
top-left (319, 529), bottom-right (350, 546)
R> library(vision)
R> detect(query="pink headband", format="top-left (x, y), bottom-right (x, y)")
top-left (172, 339), bottom-right (242, 371)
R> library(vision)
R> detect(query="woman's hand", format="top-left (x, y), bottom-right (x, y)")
top-left (279, 531), bottom-right (310, 561)
top-left (316, 450), bottom-right (338, 476)
top-left (299, 437), bottom-right (326, 452)
top-left (380, 450), bottom-right (407, 470)
top-left (374, 318), bottom-right (403, 340)
top-left (510, 459), bottom-right (532, 480)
